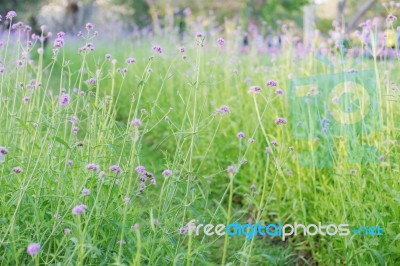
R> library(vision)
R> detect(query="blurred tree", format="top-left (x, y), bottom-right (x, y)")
top-left (244, 0), bottom-right (309, 30)
top-left (110, 0), bottom-right (151, 28)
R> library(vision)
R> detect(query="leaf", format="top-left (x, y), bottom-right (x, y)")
top-left (53, 136), bottom-right (70, 149)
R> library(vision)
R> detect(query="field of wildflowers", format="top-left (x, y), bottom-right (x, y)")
top-left (0, 7), bottom-right (400, 266)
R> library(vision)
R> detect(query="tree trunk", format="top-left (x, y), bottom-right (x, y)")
top-left (337, 0), bottom-right (346, 28)
top-left (303, 4), bottom-right (315, 48)
top-left (346, 0), bottom-right (377, 32)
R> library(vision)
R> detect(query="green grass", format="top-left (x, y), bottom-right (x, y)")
top-left (0, 22), bottom-right (399, 266)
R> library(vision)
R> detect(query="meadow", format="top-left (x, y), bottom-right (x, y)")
top-left (0, 11), bottom-right (399, 265)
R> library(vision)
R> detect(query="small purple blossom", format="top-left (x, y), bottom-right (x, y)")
top-left (217, 37), bottom-right (225, 47)
top-left (216, 105), bottom-right (230, 115)
top-left (248, 86), bottom-right (261, 94)
top-left (275, 88), bottom-right (284, 95)
top-left (86, 78), bottom-right (97, 85)
top-left (6, 11), bottom-right (17, 20)
top-left (67, 160), bottom-right (73, 167)
top-left (0, 146), bottom-right (9, 155)
top-left (265, 147), bottom-right (272, 154)
top-left (271, 140), bottom-right (278, 146)
top-left (26, 243), bottom-right (40, 256)
top-left (59, 93), bottom-right (70, 106)
top-left (54, 37), bottom-right (64, 48)
top-left (109, 165), bottom-right (122, 173)
top-left (131, 118), bottom-right (142, 127)
top-left (227, 165), bottom-right (236, 174)
top-left (135, 165), bottom-right (146, 174)
top-left (82, 188), bottom-right (90, 196)
top-left (22, 96), bottom-right (30, 104)
top-left (105, 54), bottom-right (111, 60)
top-left (162, 169), bottom-right (172, 177)
top-left (70, 116), bottom-right (78, 124)
top-left (124, 197), bottom-right (131, 204)
top-left (237, 132), bottom-right (245, 139)
top-left (72, 204), bottom-right (87, 215)
top-left (85, 23), bottom-right (94, 30)
top-left (266, 80), bottom-right (278, 87)
top-left (86, 163), bottom-right (99, 171)
top-left (248, 138), bottom-right (255, 143)
top-left (275, 117), bottom-right (287, 125)
top-left (64, 228), bottom-right (71, 234)
top-left (126, 57), bottom-right (136, 64)
top-left (152, 45), bottom-right (162, 54)
top-left (12, 166), bottom-right (23, 174)
top-left (179, 46), bottom-right (185, 53)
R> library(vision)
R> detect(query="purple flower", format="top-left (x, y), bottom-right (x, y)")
top-left (0, 146), bottom-right (9, 155)
top-left (217, 38), bottom-right (225, 47)
top-left (126, 57), bottom-right (136, 64)
top-left (0, 67), bottom-right (4, 73)
top-left (162, 169), bottom-right (172, 177)
top-left (216, 105), bottom-right (230, 115)
top-left (72, 127), bottom-right (79, 134)
top-left (72, 204), bottom-right (87, 215)
top-left (59, 93), bottom-right (70, 106)
top-left (196, 32), bottom-right (203, 38)
top-left (124, 197), bottom-right (131, 204)
top-left (82, 188), bottom-right (90, 196)
top-left (105, 54), bottom-right (111, 60)
top-left (12, 166), bottom-right (23, 174)
top-left (237, 132), bottom-right (245, 139)
top-left (6, 11), bottom-right (17, 20)
top-left (275, 117), bottom-right (287, 125)
top-left (22, 96), bottom-right (30, 104)
top-left (64, 228), bottom-right (71, 234)
top-left (179, 46), bottom-right (185, 53)
top-left (248, 85), bottom-right (262, 94)
top-left (227, 165), bottom-right (236, 174)
top-left (70, 116), bottom-right (78, 124)
top-left (248, 138), bottom-right (255, 143)
top-left (152, 45), bottom-right (162, 54)
top-left (275, 88), bottom-right (284, 95)
top-left (266, 80), bottom-right (278, 87)
top-left (67, 160), bottom-right (73, 167)
top-left (131, 118), bottom-right (142, 127)
top-left (86, 78), bottom-right (96, 85)
top-left (86, 163), bottom-right (99, 171)
top-left (250, 184), bottom-right (256, 191)
top-left (265, 147), bottom-right (272, 154)
top-left (135, 165), bottom-right (146, 174)
top-left (271, 140), bottom-right (278, 146)
top-left (26, 243), bottom-right (40, 256)
top-left (54, 37), bottom-right (64, 48)
top-left (109, 165), bottom-right (122, 173)
top-left (85, 23), bottom-right (94, 30)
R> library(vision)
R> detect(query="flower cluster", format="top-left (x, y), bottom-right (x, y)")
top-left (136, 166), bottom-right (157, 192)
top-left (72, 204), bottom-right (87, 215)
